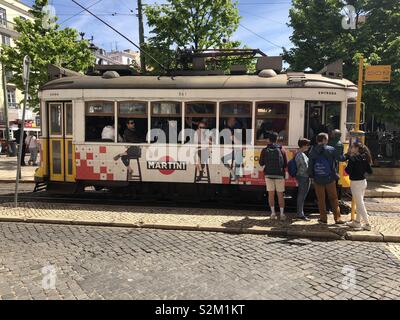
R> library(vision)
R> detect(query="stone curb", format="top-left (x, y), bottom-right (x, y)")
top-left (345, 231), bottom-right (384, 242)
top-left (365, 190), bottom-right (400, 198)
top-left (0, 180), bottom-right (34, 184)
top-left (0, 215), bottom-right (399, 243)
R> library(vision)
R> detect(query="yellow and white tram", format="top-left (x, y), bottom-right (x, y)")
top-left (34, 70), bottom-right (357, 197)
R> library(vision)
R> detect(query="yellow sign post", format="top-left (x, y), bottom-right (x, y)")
top-left (350, 61), bottom-right (392, 220)
top-left (350, 57), bottom-right (366, 221)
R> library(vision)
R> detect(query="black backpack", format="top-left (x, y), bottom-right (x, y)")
top-left (263, 146), bottom-right (284, 178)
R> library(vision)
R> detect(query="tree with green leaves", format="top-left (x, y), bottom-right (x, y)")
top-left (143, 0), bottom-right (253, 73)
top-left (284, 0), bottom-right (400, 124)
top-left (0, 0), bottom-right (95, 110)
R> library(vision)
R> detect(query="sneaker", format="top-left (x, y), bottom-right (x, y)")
top-left (318, 219), bottom-right (327, 224)
top-left (298, 216), bottom-right (310, 221)
top-left (345, 221), bottom-right (361, 229)
top-left (362, 224), bottom-right (372, 231)
top-left (270, 213), bottom-right (277, 220)
top-left (280, 213), bottom-right (287, 221)
top-left (335, 220), bottom-right (346, 225)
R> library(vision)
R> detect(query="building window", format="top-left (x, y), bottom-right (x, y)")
top-left (6, 88), bottom-right (17, 108)
top-left (5, 70), bottom-right (13, 83)
top-left (85, 101), bottom-right (115, 142)
top-left (255, 101), bottom-right (289, 145)
top-left (0, 8), bottom-right (6, 26)
top-left (1, 34), bottom-right (10, 46)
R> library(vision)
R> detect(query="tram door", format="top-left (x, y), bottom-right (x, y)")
top-left (48, 102), bottom-right (74, 182)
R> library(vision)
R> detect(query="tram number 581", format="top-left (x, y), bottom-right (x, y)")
top-left (178, 91), bottom-right (187, 97)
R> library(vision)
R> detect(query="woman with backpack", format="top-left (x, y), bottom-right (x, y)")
top-left (292, 138), bottom-right (311, 220)
top-left (344, 142), bottom-right (373, 231)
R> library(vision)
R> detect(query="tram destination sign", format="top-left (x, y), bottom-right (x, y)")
top-left (365, 65), bottom-right (391, 83)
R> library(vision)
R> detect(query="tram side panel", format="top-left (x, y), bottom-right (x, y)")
top-left (73, 144), bottom-right (298, 188)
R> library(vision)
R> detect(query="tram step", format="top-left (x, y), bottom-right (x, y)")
top-left (33, 182), bottom-right (47, 192)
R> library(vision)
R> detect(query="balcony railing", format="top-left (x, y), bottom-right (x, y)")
top-left (0, 19), bottom-right (18, 36)
top-left (7, 102), bottom-right (19, 109)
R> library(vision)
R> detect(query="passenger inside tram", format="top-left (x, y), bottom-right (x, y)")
top-left (117, 101), bottom-right (148, 143)
top-left (85, 101), bottom-right (115, 142)
top-left (219, 117), bottom-right (242, 144)
top-left (184, 102), bottom-right (216, 144)
top-left (219, 102), bottom-right (251, 144)
top-left (85, 116), bottom-right (114, 142)
top-left (101, 120), bottom-right (116, 142)
top-left (116, 119), bottom-right (146, 143)
top-left (121, 119), bottom-right (143, 143)
top-left (151, 101), bottom-right (182, 143)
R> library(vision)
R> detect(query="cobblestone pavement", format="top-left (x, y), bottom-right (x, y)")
top-left (0, 155), bottom-right (38, 181)
top-left (0, 222), bottom-right (399, 300)
top-left (1, 200), bottom-right (399, 241)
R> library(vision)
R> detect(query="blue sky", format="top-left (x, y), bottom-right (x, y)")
top-left (20, 0), bottom-right (294, 56)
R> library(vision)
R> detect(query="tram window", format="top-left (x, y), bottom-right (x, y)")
top-left (151, 101), bottom-right (181, 143)
top-left (220, 102), bottom-right (251, 145)
top-left (118, 101), bottom-right (147, 143)
top-left (49, 103), bottom-right (62, 135)
top-left (325, 102), bottom-right (341, 133)
top-left (85, 101), bottom-right (115, 142)
top-left (255, 102), bottom-right (289, 145)
top-left (65, 103), bottom-right (73, 136)
top-left (184, 102), bottom-right (216, 144)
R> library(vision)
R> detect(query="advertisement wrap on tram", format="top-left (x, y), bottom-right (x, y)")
top-left (34, 65), bottom-right (355, 195)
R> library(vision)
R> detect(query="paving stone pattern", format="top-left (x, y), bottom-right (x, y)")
top-left (0, 222), bottom-right (399, 300)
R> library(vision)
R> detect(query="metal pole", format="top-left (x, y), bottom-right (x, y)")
top-left (351, 57), bottom-right (364, 221)
top-left (137, 0), bottom-right (146, 74)
top-left (355, 57), bottom-right (364, 132)
top-left (14, 56), bottom-right (31, 208)
top-left (1, 62), bottom-right (10, 144)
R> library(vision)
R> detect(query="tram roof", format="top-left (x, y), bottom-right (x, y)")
top-left (40, 73), bottom-right (357, 91)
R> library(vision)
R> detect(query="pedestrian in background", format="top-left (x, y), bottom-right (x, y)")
top-left (344, 142), bottom-right (373, 231)
top-left (259, 131), bottom-right (288, 221)
top-left (295, 138), bottom-right (311, 220)
top-left (26, 132), bottom-right (38, 166)
top-left (14, 124), bottom-right (27, 166)
top-left (308, 132), bottom-right (345, 224)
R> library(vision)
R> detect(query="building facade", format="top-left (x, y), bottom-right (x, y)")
top-left (0, 0), bottom-right (37, 140)
top-left (95, 48), bottom-right (141, 69)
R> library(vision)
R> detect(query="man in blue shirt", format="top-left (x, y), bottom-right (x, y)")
top-left (308, 133), bottom-right (345, 224)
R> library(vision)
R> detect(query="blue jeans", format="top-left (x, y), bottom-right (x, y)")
top-left (296, 176), bottom-right (311, 217)
top-left (29, 147), bottom-right (38, 164)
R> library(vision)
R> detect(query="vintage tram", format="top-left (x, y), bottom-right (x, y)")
top-left (34, 66), bottom-right (357, 200)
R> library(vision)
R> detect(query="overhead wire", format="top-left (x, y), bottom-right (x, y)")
top-left (59, 0), bottom-right (105, 25)
top-left (238, 23), bottom-right (283, 49)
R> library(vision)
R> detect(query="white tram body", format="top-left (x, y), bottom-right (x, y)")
top-left (35, 72), bottom-right (357, 193)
